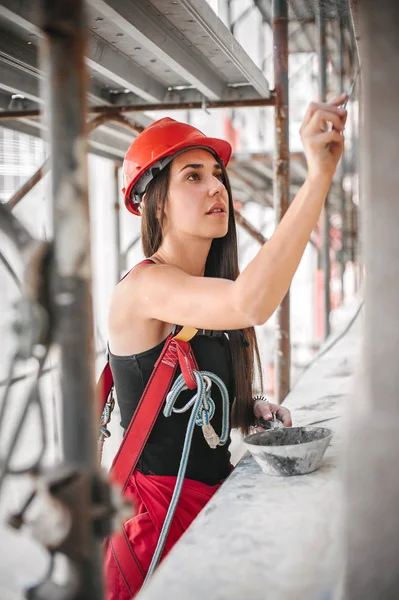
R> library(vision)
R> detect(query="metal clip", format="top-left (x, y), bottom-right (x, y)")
top-left (201, 96), bottom-right (211, 115)
top-left (99, 391), bottom-right (115, 443)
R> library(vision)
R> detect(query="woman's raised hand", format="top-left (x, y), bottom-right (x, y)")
top-left (300, 93), bottom-right (348, 182)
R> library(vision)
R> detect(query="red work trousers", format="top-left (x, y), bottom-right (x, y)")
top-left (104, 470), bottom-right (221, 599)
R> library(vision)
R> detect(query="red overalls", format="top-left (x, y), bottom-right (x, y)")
top-left (104, 470), bottom-right (220, 599)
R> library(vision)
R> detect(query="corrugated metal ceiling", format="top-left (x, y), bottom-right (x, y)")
top-left (0, 0), bottom-right (271, 162)
top-left (0, 0), bottom-right (352, 207)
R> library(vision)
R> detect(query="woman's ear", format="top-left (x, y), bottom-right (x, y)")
top-left (139, 193), bottom-right (147, 215)
top-left (157, 194), bottom-right (167, 221)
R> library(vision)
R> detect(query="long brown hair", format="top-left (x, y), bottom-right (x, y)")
top-left (141, 156), bottom-right (262, 435)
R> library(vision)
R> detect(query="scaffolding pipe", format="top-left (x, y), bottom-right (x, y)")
top-left (7, 158), bottom-right (50, 211)
top-left (234, 210), bottom-right (268, 245)
top-left (316, 3), bottom-right (331, 339)
top-left (0, 96), bottom-right (276, 121)
top-left (272, 0), bottom-right (290, 404)
top-left (338, 17), bottom-right (347, 303)
top-left (114, 163), bottom-right (123, 283)
top-left (40, 0), bottom-right (103, 596)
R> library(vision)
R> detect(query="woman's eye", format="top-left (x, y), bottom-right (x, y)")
top-left (187, 172), bottom-right (200, 181)
top-left (215, 173), bottom-right (224, 182)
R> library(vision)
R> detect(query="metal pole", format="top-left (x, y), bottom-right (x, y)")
top-left (338, 17), bottom-right (347, 304)
top-left (272, 0), bottom-right (290, 404)
top-left (234, 210), bottom-right (268, 245)
top-left (40, 1), bottom-right (103, 597)
top-left (347, 64), bottom-right (358, 293)
top-left (114, 163), bottom-right (123, 283)
top-left (0, 96), bottom-right (276, 121)
top-left (7, 158), bottom-right (50, 211)
top-left (226, 0), bottom-right (235, 152)
top-left (343, 1), bottom-right (399, 598)
top-left (316, 3), bottom-right (331, 339)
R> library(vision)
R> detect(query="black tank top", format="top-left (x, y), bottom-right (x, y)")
top-left (109, 333), bottom-right (235, 486)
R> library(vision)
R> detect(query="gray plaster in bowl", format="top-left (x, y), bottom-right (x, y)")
top-left (243, 426), bottom-right (333, 476)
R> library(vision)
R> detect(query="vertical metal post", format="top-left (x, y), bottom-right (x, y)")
top-left (316, 4), bottom-right (331, 338)
top-left (272, 0), bottom-right (290, 403)
top-left (114, 163), bottom-right (123, 284)
top-left (40, 1), bottom-right (103, 597)
top-left (346, 69), bottom-right (359, 294)
top-left (226, 0), bottom-right (236, 149)
top-left (352, 82), bottom-right (361, 294)
top-left (343, 1), bottom-right (399, 598)
top-left (338, 18), bottom-right (347, 304)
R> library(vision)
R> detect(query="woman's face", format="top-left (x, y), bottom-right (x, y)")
top-left (164, 148), bottom-right (229, 239)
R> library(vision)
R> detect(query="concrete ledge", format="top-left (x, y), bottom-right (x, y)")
top-left (138, 303), bottom-right (362, 600)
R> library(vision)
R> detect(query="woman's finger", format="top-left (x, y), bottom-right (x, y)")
top-left (275, 406), bottom-right (292, 427)
top-left (328, 92), bottom-right (348, 107)
top-left (309, 129), bottom-right (344, 149)
top-left (268, 403), bottom-right (292, 427)
top-left (255, 401), bottom-right (273, 420)
top-left (306, 108), bottom-right (346, 135)
top-left (301, 101), bottom-right (347, 129)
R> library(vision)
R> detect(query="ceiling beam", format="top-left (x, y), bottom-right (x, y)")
top-left (0, 19), bottom-right (151, 148)
top-left (175, 0), bottom-right (270, 97)
top-left (0, 60), bottom-right (40, 103)
top-left (86, 0), bottom-right (226, 100)
top-left (0, 0), bottom-right (168, 103)
top-left (86, 34), bottom-right (167, 103)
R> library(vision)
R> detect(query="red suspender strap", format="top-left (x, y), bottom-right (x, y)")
top-left (96, 311), bottom-right (199, 593)
top-left (96, 259), bottom-right (199, 592)
top-left (107, 336), bottom-right (198, 595)
top-left (110, 336), bottom-right (198, 491)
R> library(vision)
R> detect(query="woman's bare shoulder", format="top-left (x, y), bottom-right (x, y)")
top-left (108, 261), bottom-right (173, 355)
top-left (110, 260), bottom-right (157, 318)
top-left (115, 260), bottom-right (186, 304)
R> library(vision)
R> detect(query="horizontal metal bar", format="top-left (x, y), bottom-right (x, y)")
top-left (0, 94), bottom-right (276, 120)
top-left (160, 85), bottom-right (263, 104)
top-left (230, 151), bottom-right (304, 163)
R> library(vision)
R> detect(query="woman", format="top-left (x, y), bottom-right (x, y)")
top-left (105, 95), bottom-right (347, 598)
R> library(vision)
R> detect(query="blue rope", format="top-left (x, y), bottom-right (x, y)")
top-left (143, 369), bottom-right (230, 584)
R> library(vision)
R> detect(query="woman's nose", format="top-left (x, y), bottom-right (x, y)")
top-left (209, 176), bottom-right (225, 195)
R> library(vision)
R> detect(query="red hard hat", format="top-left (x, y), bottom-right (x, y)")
top-left (122, 117), bottom-right (232, 215)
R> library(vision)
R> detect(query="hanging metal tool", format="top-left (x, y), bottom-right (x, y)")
top-left (341, 65), bottom-right (361, 108)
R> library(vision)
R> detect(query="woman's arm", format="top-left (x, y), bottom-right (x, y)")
top-left (112, 95), bottom-right (347, 332)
